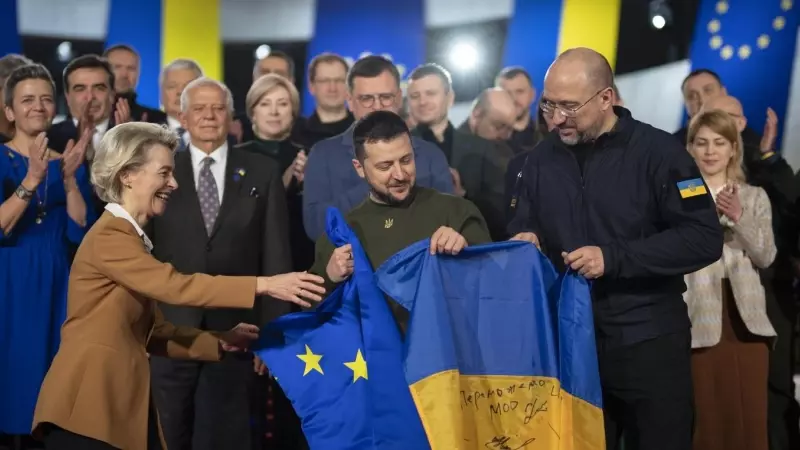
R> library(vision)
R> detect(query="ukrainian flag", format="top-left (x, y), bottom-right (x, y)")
top-left (503, 0), bottom-right (622, 91)
top-left (105, 0), bottom-right (222, 109)
top-left (377, 240), bottom-right (604, 450)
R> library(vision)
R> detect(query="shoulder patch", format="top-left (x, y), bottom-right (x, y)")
top-left (676, 177), bottom-right (707, 199)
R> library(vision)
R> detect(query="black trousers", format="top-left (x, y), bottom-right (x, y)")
top-left (598, 330), bottom-right (694, 450)
top-left (150, 353), bottom-right (255, 450)
top-left (765, 280), bottom-right (800, 450)
top-left (42, 426), bottom-right (117, 450)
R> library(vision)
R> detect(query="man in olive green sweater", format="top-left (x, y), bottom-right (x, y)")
top-left (308, 110), bottom-right (492, 332)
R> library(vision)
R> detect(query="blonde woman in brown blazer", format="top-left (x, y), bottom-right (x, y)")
top-left (31, 122), bottom-right (326, 450)
top-left (684, 110), bottom-right (777, 450)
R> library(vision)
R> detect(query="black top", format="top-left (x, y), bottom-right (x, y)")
top-left (236, 137), bottom-right (315, 272)
top-left (508, 116), bottom-right (542, 154)
top-left (417, 122), bottom-right (455, 164)
top-left (511, 106), bottom-right (724, 349)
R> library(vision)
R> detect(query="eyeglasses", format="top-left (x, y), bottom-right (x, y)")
top-left (356, 92), bottom-right (397, 108)
top-left (313, 77), bottom-right (346, 86)
top-left (540, 88), bottom-right (608, 119)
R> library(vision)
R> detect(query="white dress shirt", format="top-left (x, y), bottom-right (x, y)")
top-left (104, 203), bottom-right (153, 253)
top-left (189, 142), bottom-right (228, 200)
top-left (74, 117), bottom-right (109, 151)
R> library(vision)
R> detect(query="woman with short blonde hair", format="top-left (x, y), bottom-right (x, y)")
top-left (685, 110), bottom-right (776, 450)
top-left (32, 122), bottom-right (325, 450)
top-left (238, 74), bottom-right (315, 272)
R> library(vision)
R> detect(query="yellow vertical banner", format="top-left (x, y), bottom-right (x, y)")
top-left (557, 0), bottom-right (622, 70)
top-left (161, 0), bottom-right (222, 80)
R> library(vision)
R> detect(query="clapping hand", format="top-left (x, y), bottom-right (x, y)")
top-left (293, 150), bottom-right (307, 183)
top-left (716, 184), bottom-right (743, 223)
top-left (450, 168), bottom-right (466, 197)
top-left (219, 323), bottom-right (260, 352)
top-left (24, 132), bottom-right (50, 185)
top-left (760, 107), bottom-right (778, 153)
top-left (61, 127), bottom-right (91, 182)
top-left (256, 272), bottom-right (326, 308)
top-left (114, 98), bottom-right (132, 124)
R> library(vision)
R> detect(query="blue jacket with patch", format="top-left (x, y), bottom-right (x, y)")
top-left (509, 107), bottom-right (723, 349)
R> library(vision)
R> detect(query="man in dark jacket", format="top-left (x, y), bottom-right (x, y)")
top-left (104, 44), bottom-right (167, 124)
top-left (509, 48), bottom-right (723, 450)
top-left (406, 63), bottom-right (512, 240)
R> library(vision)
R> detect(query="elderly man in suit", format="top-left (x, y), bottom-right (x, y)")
top-left (406, 63), bottom-right (512, 240)
top-left (148, 77), bottom-right (293, 450)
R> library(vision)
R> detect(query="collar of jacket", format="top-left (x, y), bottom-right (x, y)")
top-left (550, 105), bottom-right (634, 151)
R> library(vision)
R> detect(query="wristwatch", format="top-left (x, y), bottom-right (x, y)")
top-left (14, 185), bottom-right (34, 201)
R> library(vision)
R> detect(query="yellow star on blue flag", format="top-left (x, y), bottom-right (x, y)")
top-left (253, 208), bottom-right (428, 450)
top-left (689, 0), bottom-right (799, 148)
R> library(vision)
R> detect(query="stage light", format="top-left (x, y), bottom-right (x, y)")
top-left (449, 42), bottom-right (478, 71)
top-left (255, 44), bottom-right (271, 60)
top-left (649, 0), bottom-right (672, 30)
top-left (57, 41), bottom-right (72, 62)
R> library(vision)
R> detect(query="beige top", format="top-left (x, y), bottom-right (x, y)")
top-left (683, 183), bottom-right (776, 348)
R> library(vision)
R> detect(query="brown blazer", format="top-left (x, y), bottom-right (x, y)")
top-left (32, 213), bottom-right (257, 450)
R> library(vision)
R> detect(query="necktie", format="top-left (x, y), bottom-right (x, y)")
top-left (176, 127), bottom-right (188, 150)
top-left (197, 157), bottom-right (220, 235)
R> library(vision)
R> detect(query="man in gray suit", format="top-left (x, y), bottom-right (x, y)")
top-left (407, 63), bottom-right (512, 240)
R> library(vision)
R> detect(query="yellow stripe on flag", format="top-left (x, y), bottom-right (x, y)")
top-left (161, 0), bottom-right (222, 80)
top-left (557, 0), bottom-right (622, 70)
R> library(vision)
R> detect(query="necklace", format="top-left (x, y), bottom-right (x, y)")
top-left (7, 142), bottom-right (49, 225)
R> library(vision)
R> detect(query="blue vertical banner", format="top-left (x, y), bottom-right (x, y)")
top-left (0, 0), bottom-right (22, 57)
top-left (689, 0), bottom-right (799, 148)
top-left (302, 0), bottom-right (425, 116)
top-left (106, 0), bottom-right (164, 109)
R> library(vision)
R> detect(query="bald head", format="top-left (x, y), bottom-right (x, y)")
top-left (541, 48), bottom-right (616, 146)
top-left (548, 48), bottom-right (614, 92)
top-left (703, 95), bottom-right (746, 132)
top-left (468, 88), bottom-right (516, 141)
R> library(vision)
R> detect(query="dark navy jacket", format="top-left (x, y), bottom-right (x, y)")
top-left (302, 126), bottom-right (454, 240)
top-left (510, 107), bottom-right (723, 349)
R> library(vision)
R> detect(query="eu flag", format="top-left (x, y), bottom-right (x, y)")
top-left (689, 0), bottom-right (799, 147)
top-left (253, 208), bottom-right (429, 450)
top-left (302, 0), bottom-right (424, 116)
top-left (376, 240), bottom-right (604, 450)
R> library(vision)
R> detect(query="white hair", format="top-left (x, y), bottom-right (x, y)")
top-left (91, 123), bottom-right (180, 204)
top-left (179, 77), bottom-right (234, 114)
top-left (159, 58), bottom-right (203, 86)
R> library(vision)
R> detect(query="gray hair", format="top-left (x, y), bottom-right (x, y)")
top-left (180, 77), bottom-right (234, 114)
top-left (159, 58), bottom-right (203, 86)
top-left (91, 122), bottom-right (180, 204)
top-left (0, 54), bottom-right (33, 85)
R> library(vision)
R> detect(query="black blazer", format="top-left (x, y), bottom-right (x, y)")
top-left (149, 147), bottom-right (293, 331)
top-left (413, 124), bottom-right (512, 240)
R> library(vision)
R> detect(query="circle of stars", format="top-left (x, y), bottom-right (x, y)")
top-left (709, 0), bottom-right (792, 61)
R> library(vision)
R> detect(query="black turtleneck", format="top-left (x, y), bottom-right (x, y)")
top-left (295, 110), bottom-right (355, 148)
top-left (417, 122), bottom-right (455, 164)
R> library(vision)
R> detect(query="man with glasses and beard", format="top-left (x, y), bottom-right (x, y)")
top-left (302, 55), bottom-right (453, 241)
top-left (509, 48), bottom-right (723, 450)
top-left (308, 110), bottom-right (491, 333)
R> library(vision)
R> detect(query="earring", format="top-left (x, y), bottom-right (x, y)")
top-left (124, 184), bottom-right (132, 189)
